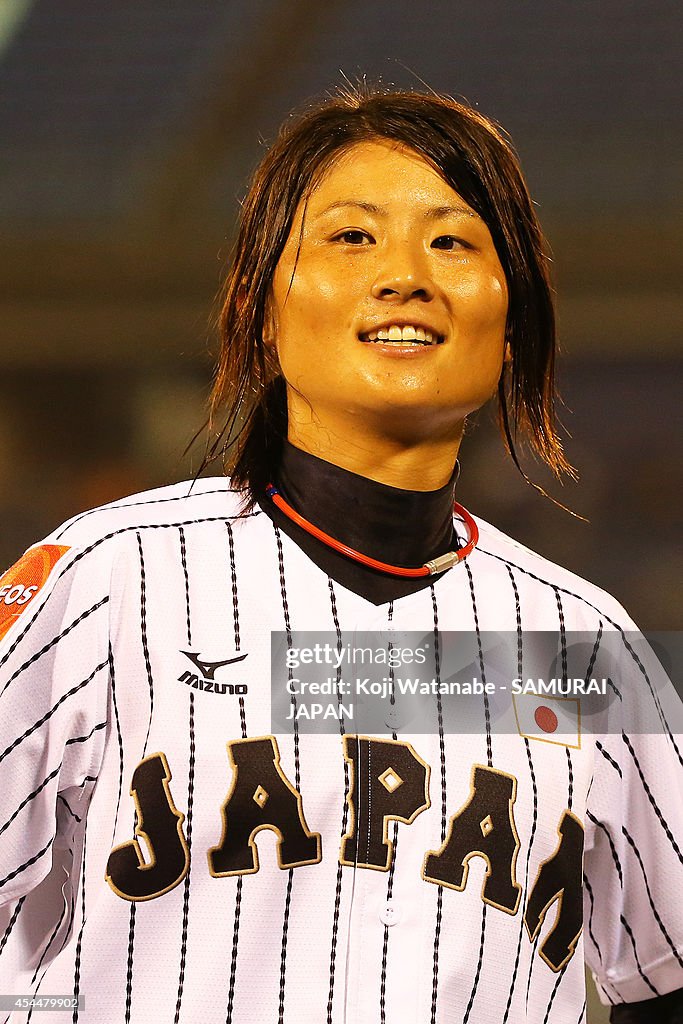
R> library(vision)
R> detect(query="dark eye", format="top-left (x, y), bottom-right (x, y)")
top-left (334, 229), bottom-right (373, 245)
top-left (432, 235), bottom-right (468, 251)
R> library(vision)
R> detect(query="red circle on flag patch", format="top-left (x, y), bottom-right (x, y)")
top-left (534, 705), bottom-right (558, 733)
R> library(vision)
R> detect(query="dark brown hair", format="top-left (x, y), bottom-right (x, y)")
top-left (203, 82), bottom-right (575, 511)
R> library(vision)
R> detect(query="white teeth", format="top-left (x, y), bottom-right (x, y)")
top-left (360, 325), bottom-right (442, 344)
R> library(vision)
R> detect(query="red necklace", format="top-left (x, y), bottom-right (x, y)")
top-left (266, 482), bottom-right (479, 577)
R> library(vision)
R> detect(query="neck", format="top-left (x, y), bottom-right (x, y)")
top-left (268, 438), bottom-right (460, 569)
top-left (285, 420), bottom-right (463, 491)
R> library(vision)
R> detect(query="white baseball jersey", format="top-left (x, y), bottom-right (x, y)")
top-left (0, 478), bottom-right (682, 1023)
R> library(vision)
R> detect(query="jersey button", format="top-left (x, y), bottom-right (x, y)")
top-left (384, 706), bottom-right (403, 731)
top-left (379, 900), bottom-right (401, 927)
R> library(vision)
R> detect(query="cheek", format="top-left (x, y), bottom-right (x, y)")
top-left (276, 271), bottom-right (351, 351)
top-left (293, 265), bottom-right (354, 323)
top-left (458, 272), bottom-right (508, 335)
top-left (490, 279), bottom-right (509, 334)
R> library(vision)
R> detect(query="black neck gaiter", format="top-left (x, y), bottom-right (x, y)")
top-left (255, 440), bottom-right (461, 606)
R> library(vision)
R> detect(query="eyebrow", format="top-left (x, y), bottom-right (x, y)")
top-left (313, 200), bottom-right (481, 221)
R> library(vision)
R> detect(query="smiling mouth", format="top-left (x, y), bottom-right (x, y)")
top-left (358, 325), bottom-right (444, 345)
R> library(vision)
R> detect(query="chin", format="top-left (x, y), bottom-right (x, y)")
top-left (362, 401), bottom-right (467, 438)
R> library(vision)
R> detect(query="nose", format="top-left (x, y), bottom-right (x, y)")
top-left (370, 248), bottom-right (435, 303)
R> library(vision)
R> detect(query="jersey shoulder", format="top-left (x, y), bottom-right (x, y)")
top-left (41, 477), bottom-right (246, 550)
top-left (0, 479), bottom-right (246, 647)
top-left (471, 513), bottom-right (636, 630)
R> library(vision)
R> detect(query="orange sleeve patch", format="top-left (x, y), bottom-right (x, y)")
top-left (0, 544), bottom-right (71, 641)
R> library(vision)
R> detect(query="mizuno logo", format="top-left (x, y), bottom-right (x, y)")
top-left (181, 650), bottom-right (248, 680)
top-left (178, 650), bottom-right (249, 695)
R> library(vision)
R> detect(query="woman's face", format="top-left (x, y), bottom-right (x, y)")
top-left (267, 140), bottom-right (509, 450)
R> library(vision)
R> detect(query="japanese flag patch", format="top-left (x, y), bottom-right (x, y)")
top-left (513, 693), bottom-right (581, 749)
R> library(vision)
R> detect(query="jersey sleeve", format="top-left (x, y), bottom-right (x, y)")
top-left (0, 539), bottom-right (111, 907)
top-left (583, 626), bottom-right (683, 1006)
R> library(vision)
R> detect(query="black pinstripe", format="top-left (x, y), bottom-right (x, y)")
top-left (108, 641), bottom-right (125, 849)
top-left (589, 737), bottom-right (680, 995)
top-left (596, 741), bottom-right (623, 777)
top-left (430, 585), bottom-right (446, 1024)
top-left (620, 731), bottom-right (683, 864)
top-left (542, 963), bottom-right (569, 1024)
top-left (66, 721), bottom-right (107, 748)
top-left (136, 532), bottom-right (154, 758)
top-left (566, 748), bottom-right (574, 811)
top-left (0, 894), bottom-right (25, 957)
top-left (553, 587), bottom-right (568, 681)
top-left (174, 526), bottom-right (195, 1024)
top-left (273, 522), bottom-right (300, 1024)
top-left (607, 677), bottom-right (623, 702)
top-left (463, 903), bottom-right (488, 1024)
top-left (502, 564), bottom-right (539, 1024)
top-left (180, 526), bottom-right (192, 643)
top-left (326, 578), bottom-right (350, 1024)
top-left (226, 879), bottom-right (245, 1024)
top-left (380, 607), bottom-right (399, 1024)
top-left (585, 623), bottom-right (603, 682)
top-left (174, 691), bottom-right (195, 1024)
top-left (27, 841), bottom-right (78, 1024)
top-left (124, 903), bottom-right (136, 1024)
top-left (123, 533), bottom-right (157, 1023)
top-left (459, 562), bottom-right (492, 1021)
top-left (619, 914), bottom-right (659, 996)
top-left (525, 931), bottom-right (541, 1008)
top-left (225, 522), bottom-right (241, 649)
top-left (225, 519), bottom-right (247, 1024)
top-left (586, 810), bottom-right (623, 886)
top-left (465, 562), bottom-right (493, 769)
top-left (620, 827), bottom-right (683, 969)
top-left (618, 632), bottom-right (682, 762)
top-left (53, 486), bottom-right (238, 540)
top-left (279, 858), bottom-right (296, 1016)
top-left (0, 658), bottom-right (107, 766)
top-left (29, 886), bottom-right (68, 986)
top-left (71, 818), bottom-right (88, 1023)
top-left (379, 821), bottom-right (399, 1024)
top-left (525, 583), bottom-right (569, 1009)
top-left (0, 765), bottom-right (61, 840)
top-left (58, 794), bottom-right (81, 822)
top-left (0, 597), bottom-right (109, 697)
top-left (583, 872), bottom-right (605, 971)
top-left (587, 805), bottom-right (667, 996)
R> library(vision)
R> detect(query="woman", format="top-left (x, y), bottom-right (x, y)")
top-left (0, 85), bottom-right (681, 1023)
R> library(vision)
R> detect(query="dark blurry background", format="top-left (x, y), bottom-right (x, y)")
top-left (1, 2), bottom-right (681, 1018)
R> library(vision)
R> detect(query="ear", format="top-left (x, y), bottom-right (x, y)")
top-left (262, 294), bottom-right (278, 350)
top-left (503, 340), bottom-right (513, 364)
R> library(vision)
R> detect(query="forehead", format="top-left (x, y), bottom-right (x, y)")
top-left (304, 139), bottom-right (478, 218)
